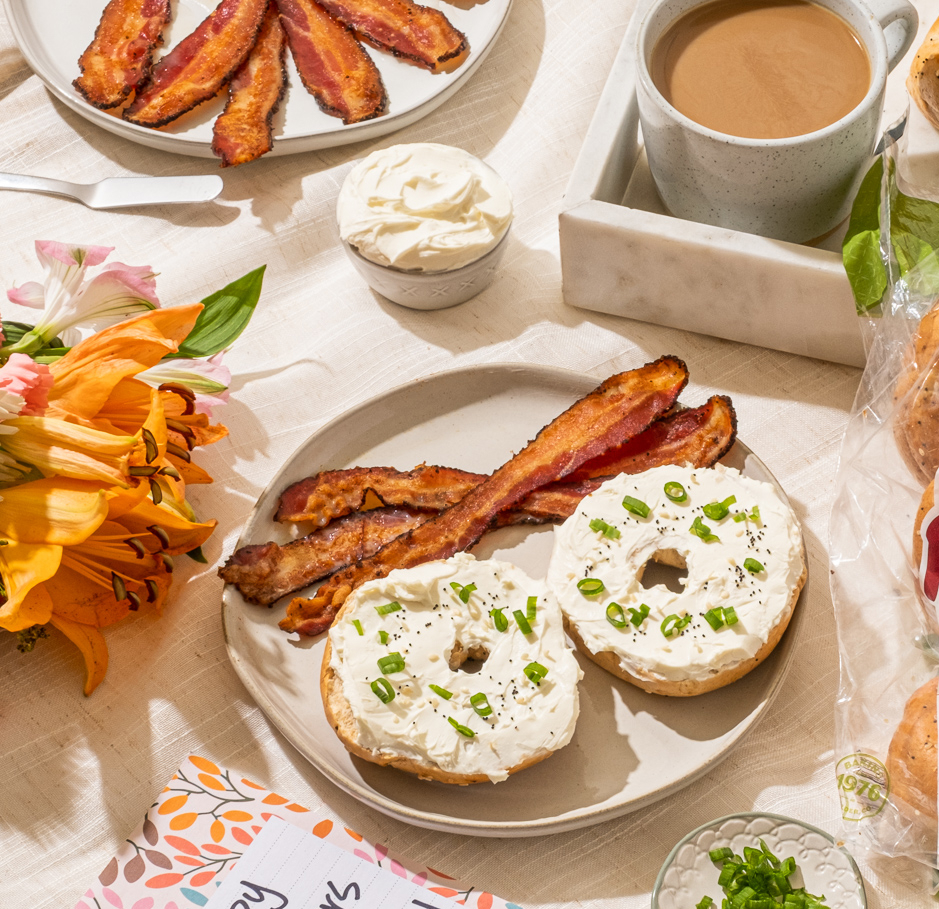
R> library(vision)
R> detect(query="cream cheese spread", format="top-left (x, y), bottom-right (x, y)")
top-left (327, 552), bottom-right (581, 782)
top-left (336, 143), bottom-right (513, 273)
top-left (545, 464), bottom-right (804, 685)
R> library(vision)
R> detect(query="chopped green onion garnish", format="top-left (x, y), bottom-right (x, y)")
top-left (490, 607), bottom-right (508, 632)
top-left (606, 602), bottom-right (627, 628)
top-left (526, 596), bottom-right (538, 622)
top-left (690, 516), bottom-right (720, 543)
top-left (375, 601), bottom-right (402, 616)
top-left (622, 495), bottom-right (650, 518)
top-left (696, 898), bottom-right (714, 909)
top-left (628, 603), bottom-right (650, 627)
top-left (661, 613), bottom-right (691, 637)
top-left (513, 609), bottom-right (533, 634)
top-left (709, 847), bottom-right (734, 862)
top-left (577, 577), bottom-right (605, 596)
top-left (744, 557), bottom-right (764, 574)
top-left (378, 629), bottom-right (389, 645)
top-left (448, 716), bottom-right (475, 737)
top-left (732, 505), bottom-right (762, 524)
top-left (377, 652), bottom-right (405, 674)
top-left (523, 661), bottom-right (548, 685)
top-left (370, 678), bottom-right (395, 703)
top-left (702, 495), bottom-right (736, 521)
top-left (664, 481), bottom-right (687, 502)
top-left (704, 608), bottom-right (725, 631)
top-left (470, 692), bottom-right (493, 717)
top-left (744, 846), bottom-right (763, 865)
top-left (450, 581), bottom-right (477, 603)
top-left (429, 684), bottom-right (453, 700)
top-left (589, 517), bottom-right (621, 539)
top-left (352, 619), bottom-right (363, 636)
top-left (723, 605), bottom-right (739, 625)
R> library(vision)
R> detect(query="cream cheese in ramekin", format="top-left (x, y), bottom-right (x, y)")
top-left (336, 143), bottom-right (513, 273)
top-left (546, 465), bottom-right (804, 685)
top-left (327, 553), bottom-right (581, 782)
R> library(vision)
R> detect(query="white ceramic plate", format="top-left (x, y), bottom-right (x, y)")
top-left (652, 812), bottom-right (867, 909)
top-left (221, 363), bottom-right (808, 837)
top-left (3, 0), bottom-right (512, 158)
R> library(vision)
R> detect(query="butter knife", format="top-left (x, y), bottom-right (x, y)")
top-left (0, 172), bottom-right (224, 209)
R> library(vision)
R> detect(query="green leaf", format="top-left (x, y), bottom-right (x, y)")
top-left (842, 159), bottom-right (887, 314)
top-left (843, 151), bottom-right (939, 314)
top-left (0, 321), bottom-right (67, 359)
top-left (0, 320), bottom-right (37, 346)
top-left (185, 545), bottom-right (208, 563)
top-left (170, 265), bottom-right (265, 359)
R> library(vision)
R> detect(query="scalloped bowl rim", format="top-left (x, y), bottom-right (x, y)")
top-left (651, 811), bottom-right (868, 909)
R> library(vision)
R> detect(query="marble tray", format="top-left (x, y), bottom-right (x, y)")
top-left (560, 0), bottom-right (939, 368)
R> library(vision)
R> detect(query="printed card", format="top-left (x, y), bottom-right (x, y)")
top-left (74, 755), bottom-right (518, 909)
top-left (205, 817), bottom-right (453, 909)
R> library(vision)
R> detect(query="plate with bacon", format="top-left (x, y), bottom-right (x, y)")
top-left (5, 0), bottom-right (511, 163)
top-left (219, 361), bottom-right (806, 836)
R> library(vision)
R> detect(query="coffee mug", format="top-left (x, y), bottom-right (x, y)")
top-left (635, 0), bottom-right (918, 243)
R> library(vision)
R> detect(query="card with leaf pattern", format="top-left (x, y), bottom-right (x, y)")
top-left (73, 755), bottom-right (520, 909)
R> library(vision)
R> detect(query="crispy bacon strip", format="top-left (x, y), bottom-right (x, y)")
top-left (279, 357), bottom-right (689, 635)
top-left (563, 395), bottom-right (737, 483)
top-left (276, 396), bottom-right (737, 524)
top-left (276, 465), bottom-right (482, 525)
top-left (221, 507), bottom-right (428, 605)
top-left (124, 0), bottom-right (269, 128)
top-left (278, 0), bottom-right (388, 124)
top-left (74, 0), bottom-right (171, 110)
top-left (221, 396), bottom-right (735, 606)
top-left (212, 3), bottom-right (287, 166)
top-left (316, 0), bottom-right (468, 71)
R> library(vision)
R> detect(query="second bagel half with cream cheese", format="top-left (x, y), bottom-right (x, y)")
top-left (545, 464), bottom-right (806, 696)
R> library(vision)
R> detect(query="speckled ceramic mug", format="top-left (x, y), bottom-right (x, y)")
top-left (636, 0), bottom-right (917, 243)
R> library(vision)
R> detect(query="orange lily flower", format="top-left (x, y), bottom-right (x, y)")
top-left (1, 303), bottom-right (226, 694)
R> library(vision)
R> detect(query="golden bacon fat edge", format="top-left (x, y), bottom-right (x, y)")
top-left (220, 357), bottom-right (740, 636)
top-left (74, 0), bottom-right (470, 166)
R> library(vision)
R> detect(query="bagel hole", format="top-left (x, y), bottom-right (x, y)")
top-left (448, 641), bottom-right (490, 673)
top-left (638, 549), bottom-right (688, 594)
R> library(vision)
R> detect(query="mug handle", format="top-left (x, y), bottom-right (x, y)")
top-left (866, 0), bottom-right (919, 72)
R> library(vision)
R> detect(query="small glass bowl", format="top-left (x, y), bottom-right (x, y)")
top-left (652, 812), bottom-right (867, 909)
top-left (341, 228), bottom-right (510, 311)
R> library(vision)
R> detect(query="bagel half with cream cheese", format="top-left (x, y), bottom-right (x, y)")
top-left (545, 464), bottom-right (806, 696)
top-left (322, 552), bottom-right (583, 784)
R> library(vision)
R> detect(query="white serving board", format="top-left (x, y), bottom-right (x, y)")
top-left (560, 0), bottom-right (939, 368)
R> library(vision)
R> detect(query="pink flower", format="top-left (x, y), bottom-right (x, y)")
top-left (137, 353), bottom-right (231, 416)
top-left (0, 354), bottom-right (53, 416)
top-left (7, 241), bottom-right (159, 348)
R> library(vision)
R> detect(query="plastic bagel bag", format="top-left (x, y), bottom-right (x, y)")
top-left (831, 111), bottom-right (939, 887)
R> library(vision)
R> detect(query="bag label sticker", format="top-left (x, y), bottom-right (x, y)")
top-left (836, 753), bottom-right (889, 820)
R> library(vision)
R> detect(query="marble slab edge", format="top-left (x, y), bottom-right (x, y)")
top-left (559, 0), bottom-right (866, 369)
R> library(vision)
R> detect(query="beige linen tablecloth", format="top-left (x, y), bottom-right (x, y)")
top-left (0, 2), bottom-right (926, 906)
